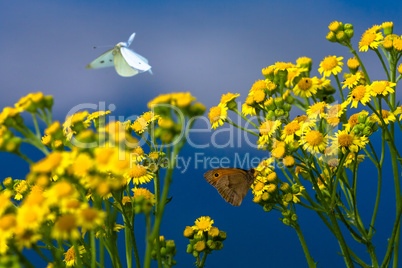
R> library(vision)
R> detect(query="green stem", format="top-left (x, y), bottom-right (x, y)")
top-left (374, 49), bottom-right (390, 81)
top-left (72, 240), bottom-right (83, 268)
top-left (381, 199), bottom-right (402, 268)
top-left (226, 119), bottom-right (259, 136)
top-left (91, 231), bottom-right (96, 268)
top-left (334, 74), bottom-right (345, 102)
top-left (100, 238), bottom-right (105, 268)
top-left (124, 218), bottom-right (133, 268)
top-left (198, 252), bottom-right (209, 268)
top-left (233, 108), bottom-right (258, 128)
top-left (294, 222), bottom-right (316, 267)
top-left (32, 113), bottom-right (41, 139)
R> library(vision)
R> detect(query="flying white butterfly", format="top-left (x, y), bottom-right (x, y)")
top-left (86, 33), bottom-right (152, 77)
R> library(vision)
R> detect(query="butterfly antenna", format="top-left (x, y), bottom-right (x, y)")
top-left (92, 45), bottom-right (113, 50)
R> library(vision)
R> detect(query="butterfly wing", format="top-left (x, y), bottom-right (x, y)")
top-left (120, 47), bottom-right (151, 72)
top-left (204, 168), bottom-right (255, 206)
top-left (113, 48), bottom-right (139, 77)
top-left (86, 49), bottom-right (115, 69)
top-left (127, 33), bottom-right (136, 47)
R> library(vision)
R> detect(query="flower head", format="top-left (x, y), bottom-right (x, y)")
top-left (318, 56), bottom-right (344, 78)
top-left (208, 105), bottom-right (228, 129)
top-left (348, 85), bottom-right (371, 108)
top-left (293, 77), bottom-right (319, 98)
top-left (192, 216), bottom-right (214, 235)
top-left (124, 165), bottom-right (154, 185)
top-left (299, 130), bottom-right (328, 154)
top-left (359, 25), bottom-right (383, 52)
top-left (368, 81), bottom-right (396, 97)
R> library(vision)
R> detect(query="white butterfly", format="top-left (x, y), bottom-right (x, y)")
top-left (86, 33), bottom-right (152, 77)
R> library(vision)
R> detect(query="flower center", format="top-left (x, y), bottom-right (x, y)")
top-left (371, 82), bottom-right (386, 94)
top-left (306, 131), bottom-right (324, 146)
top-left (298, 78), bottom-right (313, 91)
top-left (254, 181), bottom-right (265, 191)
top-left (338, 133), bottom-right (354, 147)
top-left (196, 220), bottom-right (210, 231)
top-left (208, 107), bottom-right (222, 123)
top-left (56, 215), bottom-right (77, 232)
top-left (80, 208), bottom-right (98, 222)
top-left (129, 165), bottom-right (147, 178)
top-left (285, 121), bottom-right (300, 135)
top-left (65, 247), bottom-right (76, 261)
top-left (352, 85), bottom-right (366, 101)
top-left (322, 57), bottom-right (338, 70)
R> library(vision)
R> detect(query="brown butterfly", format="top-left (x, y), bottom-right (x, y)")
top-left (204, 168), bottom-right (256, 206)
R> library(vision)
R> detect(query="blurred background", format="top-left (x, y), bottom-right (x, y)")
top-left (1, 0), bottom-right (402, 267)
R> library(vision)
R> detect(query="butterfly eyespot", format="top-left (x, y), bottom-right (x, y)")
top-left (214, 173), bottom-right (219, 177)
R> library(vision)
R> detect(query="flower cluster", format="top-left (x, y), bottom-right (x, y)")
top-left (150, 236), bottom-right (177, 267)
top-left (184, 216), bottom-right (226, 267)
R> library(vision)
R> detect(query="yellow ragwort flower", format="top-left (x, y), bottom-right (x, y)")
top-left (208, 105), bottom-right (228, 129)
top-left (348, 85), bottom-right (371, 109)
top-left (318, 55), bottom-right (344, 78)
top-left (124, 165), bottom-right (154, 185)
top-left (220, 93), bottom-right (240, 106)
top-left (342, 72), bottom-right (363, 89)
top-left (330, 130), bottom-right (369, 154)
top-left (192, 216), bottom-right (214, 236)
top-left (299, 130), bottom-right (328, 154)
top-left (359, 25), bottom-right (383, 52)
top-left (293, 77), bottom-right (319, 98)
top-left (368, 81), bottom-right (396, 97)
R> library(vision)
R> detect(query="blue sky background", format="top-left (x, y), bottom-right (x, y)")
top-left (1, 0), bottom-right (402, 267)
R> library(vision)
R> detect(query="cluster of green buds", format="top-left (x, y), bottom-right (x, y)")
top-left (280, 208), bottom-right (298, 227)
top-left (151, 236), bottom-right (177, 267)
top-left (183, 219), bottom-right (226, 266)
top-left (265, 94), bottom-right (293, 120)
top-left (326, 21), bottom-right (354, 45)
top-left (354, 112), bottom-right (379, 137)
top-left (0, 126), bottom-right (22, 153)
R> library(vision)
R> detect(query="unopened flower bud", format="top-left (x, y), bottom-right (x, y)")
top-left (263, 204), bottom-right (273, 212)
top-left (336, 31), bottom-right (347, 42)
top-left (3, 177), bottom-right (13, 189)
top-left (280, 183), bottom-right (291, 193)
top-left (363, 126), bottom-right (373, 136)
top-left (291, 184), bottom-right (301, 194)
top-left (208, 226), bottom-right (219, 238)
top-left (218, 231), bottom-right (227, 241)
top-left (207, 240), bottom-right (216, 250)
top-left (274, 109), bottom-right (284, 118)
top-left (326, 31), bottom-right (337, 42)
top-left (283, 193), bottom-right (293, 203)
top-left (283, 103), bottom-right (292, 112)
top-left (194, 241), bottom-right (205, 252)
top-left (166, 240), bottom-right (176, 254)
top-left (215, 241), bottom-right (224, 250)
top-left (183, 226), bottom-right (194, 238)
top-left (291, 214), bottom-right (298, 221)
top-left (344, 23), bottom-right (353, 30)
top-left (261, 192), bottom-right (270, 201)
top-left (160, 247), bottom-right (167, 256)
top-left (345, 29), bottom-right (354, 39)
top-left (274, 97), bottom-right (284, 108)
top-left (282, 218), bottom-right (291, 225)
top-left (192, 251), bottom-right (199, 258)
top-left (186, 244), bottom-right (193, 254)
top-left (357, 113), bottom-right (367, 124)
top-left (382, 22), bottom-right (393, 36)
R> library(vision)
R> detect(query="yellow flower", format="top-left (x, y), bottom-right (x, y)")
top-left (0, 106), bottom-right (21, 126)
top-left (63, 111), bottom-right (90, 140)
top-left (326, 102), bottom-right (348, 127)
top-left (296, 57), bottom-right (312, 67)
top-left (192, 216), bottom-right (214, 236)
top-left (77, 207), bottom-right (105, 231)
top-left (16, 204), bottom-right (46, 231)
top-left (171, 92), bottom-right (195, 107)
top-left (398, 63), bottom-right (402, 75)
top-left (370, 110), bottom-right (396, 126)
top-left (132, 146), bottom-right (146, 162)
top-left (368, 81), bottom-right (396, 97)
top-left (286, 67), bottom-right (307, 88)
top-left (141, 111), bottom-right (159, 124)
top-left (64, 246), bottom-right (86, 267)
top-left (307, 102), bottom-right (327, 119)
top-left (86, 110), bottom-right (111, 122)
top-left (330, 130), bottom-right (369, 154)
top-left (274, 62), bottom-right (296, 74)
top-left (14, 226), bottom-right (42, 250)
top-left (312, 76), bottom-right (331, 90)
top-left (257, 120), bottom-right (281, 148)
top-left (281, 121), bottom-right (303, 143)
top-left (208, 105), bottom-right (228, 129)
top-left (52, 214), bottom-right (81, 240)
top-left (45, 181), bottom-right (79, 206)
top-left (348, 85), bottom-right (371, 108)
top-left (393, 39), bottom-right (402, 52)
top-left (124, 165), bottom-right (154, 185)
top-left (262, 66), bottom-right (275, 77)
top-left (220, 93), bottom-right (240, 106)
top-left (299, 130), bottom-right (328, 154)
top-left (251, 89), bottom-right (266, 103)
top-left (342, 72), bottom-right (363, 89)
top-left (14, 180), bottom-right (29, 200)
top-left (0, 192), bottom-right (13, 217)
top-left (293, 77), bottom-right (319, 98)
top-left (347, 57), bottom-right (360, 70)
top-left (251, 180), bottom-right (270, 197)
top-left (318, 55), bottom-right (343, 78)
top-left (132, 117), bottom-right (148, 134)
top-left (133, 188), bottom-right (156, 204)
top-left (147, 93), bottom-right (172, 108)
top-left (71, 153), bottom-right (94, 177)
top-left (328, 21), bottom-right (341, 32)
top-left (343, 153), bottom-right (366, 169)
top-left (283, 155), bottom-right (295, 167)
top-left (359, 25), bottom-right (383, 52)
top-left (31, 152), bottom-right (63, 173)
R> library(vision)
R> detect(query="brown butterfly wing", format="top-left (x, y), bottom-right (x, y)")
top-left (204, 168), bottom-right (255, 206)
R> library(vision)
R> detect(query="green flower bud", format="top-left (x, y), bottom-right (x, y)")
top-left (166, 240), bottom-right (176, 254)
top-left (274, 97), bottom-right (284, 108)
top-left (282, 210), bottom-right (291, 218)
top-left (372, 124), bottom-right (379, 132)
top-left (352, 127), bottom-right (360, 135)
top-left (218, 231), bottom-right (227, 241)
top-left (192, 251), bottom-right (199, 258)
top-left (44, 95), bottom-right (54, 109)
top-left (134, 205), bottom-right (142, 214)
top-left (283, 103), bottom-right (292, 112)
top-left (326, 31), bottom-right (337, 42)
top-left (291, 184), bottom-right (301, 194)
top-left (263, 204), bottom-right (273, 212)
top-left (280, 183), bottom-right (291, 193)
top-left (190, 102), bottom-right (206, 116)
top-left (291, 214), bottom-right (298, 221)
top-left (344, 23), bottom-right (353, 30)
top-left (207, 240), bottom-right (216, 250)
top-left (261, 192), bottom-right (270, 201)
top-left (358, 113), bottom-right (367, 124)
top-left (215, 241), bottom-right (224, 250)
top-left (345, 29), bottom-right (354, 39)
top-left (283, 193), bottom-right (293, 203)
top-left (193, 234), bottom-right (203, 242)
top-left (264, 98), bottom-right (276, 111)
top-left (226, 100), bottom-right (238, 111)
top-left (151, 250), bottom-right (157, 259)
top-left (363, 126), bottom-right (373, 136)
top-left (3, 177), bottom-right (13, 190)
top-left (160, 247), bottom-right (167, 256)
top-left (282, 218), bottom-right (291, 225)
top-left (266, 111), bottom-right (275, 120)
top-left (274, 109), bottom-right (284, 118)
top-left (356, 123), bottom-right (366, 131)
top-left (284, 94), bottom-right (294, 104)
top-left (336, 31), bottom-right (347, 42)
